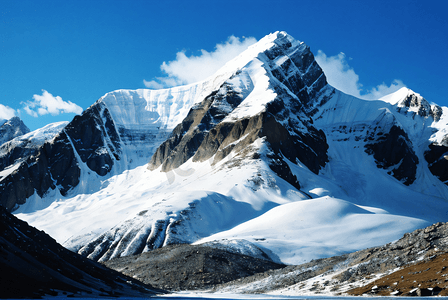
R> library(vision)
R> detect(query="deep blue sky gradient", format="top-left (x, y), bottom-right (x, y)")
top-left (1, 0), bottom-right (447, 130)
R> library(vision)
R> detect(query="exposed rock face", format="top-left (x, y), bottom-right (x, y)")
top-left (63, 102), bottom-right (121, 176)
top-left (1, 86), bottom-right (208, 212)
top-left (0, 206), bottom-right (160, 298)
top-left (5, 31), bottom-right (448, 274)
top-left (149, 32), bottom-right (330, 190)
top-left (397, 92), bottom-right (443, 121)
top-left (0, 102), bottom-right (122, 212)
top-left (425, 134), bottom-right (448, 184)
top-left (0, 130), bottom-right (81, 211)
top-left (365, 124), bottom-right (418, 185)
top-left (0, 116), bottom-right (30, 146)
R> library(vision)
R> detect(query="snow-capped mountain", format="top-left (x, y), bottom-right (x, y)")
top-left (7, 31), bottom-right (448, 266)
top-left (0, 116), bottom-right (30, 146)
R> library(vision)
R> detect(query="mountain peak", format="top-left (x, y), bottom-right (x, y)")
top-left (148, 30), bottom-right (329, 176)
top-left (0, 116), bottom-right (30, 145)
top-left (381, 87), bottom-right (442, 120)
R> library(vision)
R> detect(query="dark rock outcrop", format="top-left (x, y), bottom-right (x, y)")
top-left (0, 206), bottom-right (161, 298)
top-left (397, 92), bottom-right (443, 121)
top-left (0, 122), bottom-right (67, 173)
top-left (365, 124), bottom-right (418, 185)
top-left (0, 140), bottom-right (37, 172)
top-left (148, 32), bottom-right (329, 190)
top-left (0, 130), bottom-right (80, 211)
top-left (0, 102), bottom-right (122, 212)
top-left (63, 103), bottom-right (121, 176)
top-left (425, 135), bottom-right (448, 184)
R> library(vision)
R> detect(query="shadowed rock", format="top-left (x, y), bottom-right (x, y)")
top-left (0, 206), bottom-right (161, 298)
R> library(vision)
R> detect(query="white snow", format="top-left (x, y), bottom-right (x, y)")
top-left (195, 196), bottom-right (427, 264)
top-left (21, 121), bottom-right (68, 141)
top-left (379, 86), bottom-right (411, 105)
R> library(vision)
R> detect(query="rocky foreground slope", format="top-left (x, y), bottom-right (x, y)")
top-left (209, 222), bottom-right (448, 296)
top-left (0, 206), bottom-right (161, 298)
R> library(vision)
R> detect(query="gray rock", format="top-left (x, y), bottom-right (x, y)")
top-left (103, 243), bottom-right (285, 291)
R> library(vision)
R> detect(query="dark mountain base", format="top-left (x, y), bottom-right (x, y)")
top-left (0, 206), bottom-right (162, 299)
top-left (103, 244), bottom-right (285, 291)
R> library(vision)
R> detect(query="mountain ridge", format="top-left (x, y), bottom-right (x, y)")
top-left (4, 31), bottom-right (448, 267)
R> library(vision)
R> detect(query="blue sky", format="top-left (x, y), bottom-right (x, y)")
top-left (1, 0), bottom-right (447, 131)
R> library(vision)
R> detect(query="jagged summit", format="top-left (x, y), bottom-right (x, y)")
top-left (148, 30), bottom-right (330, 177)
top-left (381, 87), bottom-right (442, 120)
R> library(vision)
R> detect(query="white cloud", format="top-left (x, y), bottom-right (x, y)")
top-left (0, 104), bottom-right (16, 120)
top-left (23, 90), bottom-right (83, 117)
top-left (144, 35), bottom-right (257, 89)
top-left (315, 50), bottom-right (405, 100)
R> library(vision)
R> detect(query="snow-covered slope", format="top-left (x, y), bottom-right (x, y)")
top-left (11, 31), bottom-right (448, 265)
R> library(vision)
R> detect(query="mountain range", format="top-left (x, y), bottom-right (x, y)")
top-left (2, 31), bottom-right (448, 295)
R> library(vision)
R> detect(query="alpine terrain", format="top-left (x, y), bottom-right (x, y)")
top-left (2, 31), bottom-right (448, 295)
